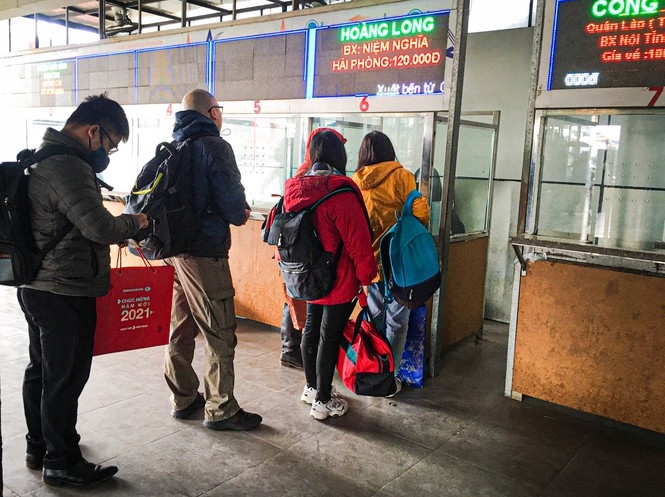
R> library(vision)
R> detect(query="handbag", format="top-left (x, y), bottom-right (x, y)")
top-left (93, 247), bottom-right (174, 356)
top-left (336, 293), bottom-right (398, 397)
top-left (396, 304), bottom-right (426, 387)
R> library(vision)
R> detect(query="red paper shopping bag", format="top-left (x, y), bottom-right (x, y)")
top-left (94, 251), bottom-right (174, 356)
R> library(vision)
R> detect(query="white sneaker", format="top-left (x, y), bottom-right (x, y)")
top-left (301, 386), bottom-right (316, 404)
top-left (301, 385), bottom-right (339, 405)
top-left (310, 397), bottom-right (348, 420)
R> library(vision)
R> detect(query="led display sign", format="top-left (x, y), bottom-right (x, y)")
top-left (313, 12), bottom-right (449, 98)
top-left (38, 61), bottom-right (70, 96)
top-left (549, 0), bottom-right (665, 89)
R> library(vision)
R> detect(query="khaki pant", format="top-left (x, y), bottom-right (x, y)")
top-left (164, 256), bottom-right (240, 421)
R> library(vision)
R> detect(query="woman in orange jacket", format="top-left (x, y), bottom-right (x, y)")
top-left (351, 131), bottom-right (430, 392)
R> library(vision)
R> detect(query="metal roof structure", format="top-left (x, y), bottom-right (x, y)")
top-left (0, 0), bottom-right (343, 39)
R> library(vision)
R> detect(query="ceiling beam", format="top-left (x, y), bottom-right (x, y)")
top-left (24, 12), bottom-right (98, 31)
top-left (0, 0), bottom-right (77, 21)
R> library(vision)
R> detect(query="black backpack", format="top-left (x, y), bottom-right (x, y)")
top-left (267, 187), bottom-right (354, 300)
top-left (124, 139), bottom-right (203, 259)
top-left (0, 145), bottom-right (75, 286)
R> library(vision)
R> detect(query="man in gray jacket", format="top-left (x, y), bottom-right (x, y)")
top-left (16, 93), bottom-right (148, 487)
top-left (163, 89), bottom-right (262, 431)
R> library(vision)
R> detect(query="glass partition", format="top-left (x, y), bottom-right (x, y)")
top-left (8, 110), bottom-right (448, 215)
top-left (222, 116), bottom-right (302, 209)
top-left (433, 116), bottom-right (496, 237)
top-left (456, 123), bottom-right (495, 234)
top-left (534, 111), bottom-right (665, 252)
top-left (311, 114), bottom-right (425, 175)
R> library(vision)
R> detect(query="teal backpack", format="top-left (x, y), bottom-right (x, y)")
top-left (380, 190), bottom-right (441, 309)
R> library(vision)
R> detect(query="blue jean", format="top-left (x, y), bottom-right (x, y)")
top-left (366, 281), bottom-right (411, 368)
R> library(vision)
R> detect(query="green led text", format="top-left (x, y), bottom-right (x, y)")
top-left (591, 0), bottom-right (659, 18)
top-left (339, 16), bottom-right (435, 43)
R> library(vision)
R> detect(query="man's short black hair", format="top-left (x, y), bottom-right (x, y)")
top-left (65, 92), bottom-right (130, 142)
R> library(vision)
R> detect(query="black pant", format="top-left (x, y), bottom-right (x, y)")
top-left (1, 372), bottom-right (3, 487)
top-left (17, 288), bottom-right (96, 470)
top-left (302, 301), bottom-right (355, 403)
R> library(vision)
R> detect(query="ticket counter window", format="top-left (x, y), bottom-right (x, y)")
top-left (223, 116), bottom-right (300, 209)
top-left (534, 111), bottom-right (665, 252)
top-left (432, 117), bottom-right (496, 237)
top-left (311, 115), bottom-right (425, 176)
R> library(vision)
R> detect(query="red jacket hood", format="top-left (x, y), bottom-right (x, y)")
top-left (294, 128), bottom-right (348, 178)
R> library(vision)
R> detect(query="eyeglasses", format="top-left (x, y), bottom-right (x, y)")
top-left (100, 126), bottom-right (119, 155)
top-left (208, 105), bottom-right (223, 114)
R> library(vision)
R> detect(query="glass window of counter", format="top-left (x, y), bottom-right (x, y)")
top-left (432, 117), bottom-right (496, 238)
top-left (534, 111), bottom-right (665, 252)
top-left (222, 116), bottom-right (298, 210)
top-left (311, 115), bottom-right (424, 177)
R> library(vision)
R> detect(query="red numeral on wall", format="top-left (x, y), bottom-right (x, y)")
top-left (648, 86), bottom-right (663, 107)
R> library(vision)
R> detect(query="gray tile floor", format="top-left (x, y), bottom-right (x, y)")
top-left (1, 285), bottom-right (664, 496)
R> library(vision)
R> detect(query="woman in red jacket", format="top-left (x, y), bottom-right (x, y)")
top-left (282, 130), bottom-right (377, 420)
top-left (278, 127), bottom-right (349, 370)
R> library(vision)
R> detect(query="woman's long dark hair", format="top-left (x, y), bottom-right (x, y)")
top-left (309, 130), bottom-right (347, 174)
top-left (356, 130), bottom-right (396, 171)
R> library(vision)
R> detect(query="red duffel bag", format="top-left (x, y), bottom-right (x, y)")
top-left (336, 293), bottom-right (398, 397)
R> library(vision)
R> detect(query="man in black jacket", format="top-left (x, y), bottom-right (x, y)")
top-left (163, 89), bottom-right (262, 431)
top-left (17, 94), bottom-right (148, 486)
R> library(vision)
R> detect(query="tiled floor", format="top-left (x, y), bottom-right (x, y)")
top-left (1, 285), bottom-right (664, 496)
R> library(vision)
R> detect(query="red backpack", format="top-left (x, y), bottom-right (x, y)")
top-left (336, 294), bottom-right (398, 397)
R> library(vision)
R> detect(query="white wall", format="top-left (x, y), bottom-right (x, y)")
top-left (462, 27), bottom-right (534, 322)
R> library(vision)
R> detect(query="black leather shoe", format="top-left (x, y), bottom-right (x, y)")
top-left (172, 392), bottom-right (205, 419)
top-left (280, 352), bottom-right (304, 369)
top-left (203, 409), bottom-right (262, 431)
top-left (43, 460), bottom-right (118, 487)
top-left (26, 452), bottom-right (44, 470)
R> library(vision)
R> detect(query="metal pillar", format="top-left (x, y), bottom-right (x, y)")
top-left (428, 0), bottom-right (471, 378)
top-left (99, 0), bottom-right (105, 39)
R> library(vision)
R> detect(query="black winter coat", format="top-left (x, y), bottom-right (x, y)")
top-left (172, 110), bottom-right (248, 258)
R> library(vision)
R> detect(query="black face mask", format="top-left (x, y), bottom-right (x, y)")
top-left (88, 135), bottom-right (110, 173)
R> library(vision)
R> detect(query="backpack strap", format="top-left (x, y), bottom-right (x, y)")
top-left (307, 186), bottom-right (355, 211)
top-left (21, 144), bottom-right (74, 168)
top-left (307, 186), bottom-right (356, 268)
top-left (22, 145), bottom-right (79, 257)
top-left (37, 222), bottom-right (76, 260)
top-left (262, 196), bottom-right (284, 243)
top-left (402, 190), bottom-right (422, 217)
top-left (379, 227), bottom-right (396, 305)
